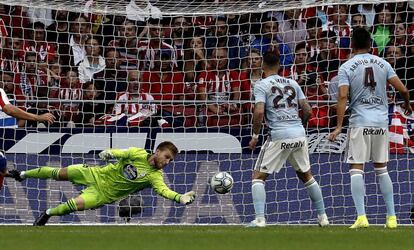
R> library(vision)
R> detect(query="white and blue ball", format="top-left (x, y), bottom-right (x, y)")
top-left (210, 172), bottom-right (234, 194)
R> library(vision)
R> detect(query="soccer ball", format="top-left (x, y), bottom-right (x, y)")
top-left (210, 172), bottom-right (234, 194)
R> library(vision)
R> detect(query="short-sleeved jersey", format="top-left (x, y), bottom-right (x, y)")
top-left (0, 88), bottom-right (11, 108)
top-left (254, 74), bottom-right (306, 140)
top-left (338, 53), bottom-right (397, 128)
top-left (91, 147), bottom-right (180, 203)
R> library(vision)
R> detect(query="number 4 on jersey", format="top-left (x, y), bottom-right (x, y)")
top-left (364, 67), bottom-right (376, 91)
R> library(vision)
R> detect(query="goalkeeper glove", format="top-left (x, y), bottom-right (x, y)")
top-left (179, 191), bottom-right (196, 205)
top-left (99, 150), bottom-right (114, 161)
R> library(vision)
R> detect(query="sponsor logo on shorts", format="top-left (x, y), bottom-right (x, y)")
top-left (281, 141), bottom-right (304, 149)
top-left (122, 164), bottom-right (138, 180)
top-left (362, 128), bottom-right (386, 136)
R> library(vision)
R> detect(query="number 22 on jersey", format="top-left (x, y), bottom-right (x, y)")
top-left (271, 85), bottom-right (297, 109)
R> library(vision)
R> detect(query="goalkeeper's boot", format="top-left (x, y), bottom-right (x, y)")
top-left (385, 215), bottom-right (397, 229)
top-left (317, 213), bottom-right (330, 227)
top-left (33, 211), bottom-right (51, 226)
top-left (6, 169), bottom-right (24, 182)
top-left (349, 215), bottom-right (369, 229)
top-left (245, 217), bottom-right (266, 228)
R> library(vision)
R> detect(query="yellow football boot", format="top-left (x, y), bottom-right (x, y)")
top-left (349, 215), bottom-right (369, 229)
top-left (385, 215), bottom-right (397, 229)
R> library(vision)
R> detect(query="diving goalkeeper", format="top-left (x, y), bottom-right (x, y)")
top-left (7, 141), bottom-right (196, 226)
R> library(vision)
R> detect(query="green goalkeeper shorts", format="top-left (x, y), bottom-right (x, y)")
top-left (67, 164), bottom-right (111, 210)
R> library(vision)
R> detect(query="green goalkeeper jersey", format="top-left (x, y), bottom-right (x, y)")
top-left (90, 147), bottom-right (181, 203)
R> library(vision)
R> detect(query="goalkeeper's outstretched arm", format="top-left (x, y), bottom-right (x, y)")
top-left (150, 174), bottom-right (195, 205)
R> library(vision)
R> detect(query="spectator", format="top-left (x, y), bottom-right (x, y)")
top-left (277, 7), bottom-right (307, 53)
top-left (384, 46), bottom-right (414, 99)
top-left (395, 1), bottom-right (414, 24)
top-left (46, 60), bottom-right (61, 99)
top-left (112, 70), bottom-right (162, 127)
top-left (250, 16), bottom-right (293, 68)
top-left (325, 5), bottom-right (351, 59)
top-left (240, 48), bottom-right (263, 102)
top-left (169, 16), bottom-right (192, 65)
top-left (311, 30), bottom-right (340, 81)
top-left (183, 35), bottom-right (208, 85)
top-left (21, 83), bottom-right (59, 128)
top-left (306, 17), bottom-right (323, 60)
top-left (108, 19), bottom-right (142, 69)
top-left (1, 36), bottom-right (24, 73)
top-left (239, 48), bottom-right (263, 117)
top-left (357, 4), bottom-right (376, 28)
top-left (78, 36), bottom-right (106, 84)
top-left (93, 48), bottom-right (127, 101)
top-left (137, 18), bottom-right (176, 70)
top-left (67, 14), bottom-right (91, 67)
top-left (58, 70), bottom-right (83, 126)
top-left (372, 4), bottom-right (394, 55)
top-left (351, 12), bottom-right (367, 30)
top-left (0, 71), bottom-right (16, 97)
top-left (0, 5), bottom-right (29, 38)
top-left (47, 10), bottom-right (70, 44)
top-left (283, 42), bottom-right (313, 86)
top-left (392, 22), bottom-right (414, 55)
top-left (205, 16), bottom-right (245, 69)
top-left (79, 81), bottom-right (106, 125)
top-left (23, 22), bottom-right (56, 70)
top-left (15, 51), bottom-right (48, 101)
top-left (197, 47), bottom-right (241, 126)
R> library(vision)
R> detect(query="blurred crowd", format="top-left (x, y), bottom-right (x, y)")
top-left (0, 2), bottom-right (413, 128)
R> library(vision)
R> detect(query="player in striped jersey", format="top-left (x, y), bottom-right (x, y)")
top-left (328, 28), bottom-right (412, 229)
top-left (247, 51), bottom-right (329, 227)
top-left (0, 87), bottom-right (55, 190)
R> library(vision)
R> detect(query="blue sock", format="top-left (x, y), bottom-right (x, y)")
top-left (375, 167), bottom-right (395, 216)
top-left (350, 169), bottom-right (366, 216)
top-left (305, 178), bottom-right (326, 215)
top-left (252, 179), bottom-right (265, 219)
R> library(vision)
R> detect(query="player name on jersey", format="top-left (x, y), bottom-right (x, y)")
top-left (349, 58), bottom-right (385, 72)
top-left (276, 114), bottom-right (299, 121)
top-left (360, 96), bottom-right (384, 105)
top-left (270, 78), bottom-right (290, 84)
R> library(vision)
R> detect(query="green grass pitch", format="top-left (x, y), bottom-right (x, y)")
top-left (1, 226), bottom-right (413, 250)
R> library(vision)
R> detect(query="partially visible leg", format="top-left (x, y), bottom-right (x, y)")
top-left (349, 164), bottom-right (369, 229)
top-left (251, 171), bottom-right (268, 222)
top-left (21, 166), bottom-right (68, 181)
top-left (350, 164), bottom-right (366, 216)
top-left (35, 186), bottom-right (102, 226)
top-left (297, 170), bottom-right (329, 226)
top-left (374, 162), bottom-right (397, 228)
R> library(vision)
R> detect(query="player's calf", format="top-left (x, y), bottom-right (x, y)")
top-left (301, 174), bottom-right (329, 226)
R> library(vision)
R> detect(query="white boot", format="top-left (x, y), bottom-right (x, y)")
top-left (245, 217), bottom-right (266, 228)
top-left (318, 213), bottom-right (330, 227)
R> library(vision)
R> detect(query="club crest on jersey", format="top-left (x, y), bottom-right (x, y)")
top-left (122, 164), bottom-right (138, 180)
